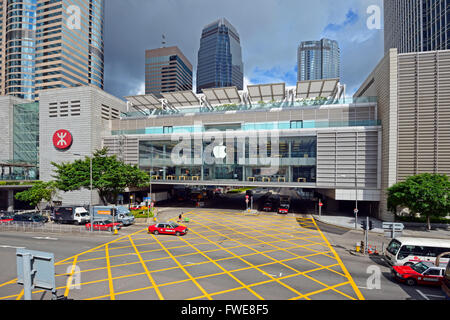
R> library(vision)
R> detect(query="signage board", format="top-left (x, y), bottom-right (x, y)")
top-left (53, 130), bottom-right (73, 150)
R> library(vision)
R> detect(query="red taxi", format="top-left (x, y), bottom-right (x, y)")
top-left (391, 261), bottom-right (446, 286)
top-left (148, 222), bottom-right (188, 236)
top-left (85, 220), bottom-right (122, 231)
top-left (278, 204), bottom-right (290, 214)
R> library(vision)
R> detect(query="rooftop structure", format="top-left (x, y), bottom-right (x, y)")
top-left (124, 79), bottom-right (347, 117)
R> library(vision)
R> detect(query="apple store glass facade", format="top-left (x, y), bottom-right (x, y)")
top-left (139, 136), bottom-right (317, 183)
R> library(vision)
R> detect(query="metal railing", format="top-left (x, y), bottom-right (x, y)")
top-left (0, 222), bottom-right (116, 236)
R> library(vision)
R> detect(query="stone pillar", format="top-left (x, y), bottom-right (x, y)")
top-left (7, 189), bottom-right (14, 211)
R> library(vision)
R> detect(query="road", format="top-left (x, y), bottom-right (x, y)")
top-left (0, 193), bottom-right (446, 301)
top-left (315, 220), bottom-right (446, 301)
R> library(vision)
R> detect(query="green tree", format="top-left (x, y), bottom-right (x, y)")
top-left (387, 173), bottom-right (450, 230)
top-left (51, 148), bottom-right (149, 205)
top-left (15, 181), bottom-right (58, 211)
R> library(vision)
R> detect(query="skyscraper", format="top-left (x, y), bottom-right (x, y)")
top-left (0, 0), bottom-right (37, 100)
top-left (297, 38), bottom-right (340, 81)
top-left (196, 18), bottom-right (244, 94)
top-left (145, 46), bottom-right (193, 96)
top-left (384, 0), bottom-right (450, 53)
top-left (0, 0), bottom-right (104, 100)
top-left (35, 0), bottom-right (105, 96)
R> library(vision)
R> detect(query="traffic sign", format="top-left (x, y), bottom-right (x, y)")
top-left (319, 202), bottom-right (323, 207)
top-left (354, 209), bottom-right (359, 214)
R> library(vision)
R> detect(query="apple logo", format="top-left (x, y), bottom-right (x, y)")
top-left (213, 145), bottom-right (227, 159)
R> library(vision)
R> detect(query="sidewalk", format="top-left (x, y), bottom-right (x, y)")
top-left (313, 214), bottom-right (450, 239)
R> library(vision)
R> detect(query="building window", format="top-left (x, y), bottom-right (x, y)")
top-left (290, 120), bottom-right (303, 129)
top-left (163, 126), bottom-right (173, 134)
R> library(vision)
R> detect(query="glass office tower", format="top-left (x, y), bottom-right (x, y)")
top-left (0, 0), bottom-right (37, 100)
top-left (196, 18), bottom-right (244, 94)
top-left (384, 0), bottom-right (450, 53)
top-left (298, 38), bottom-right (340, 81)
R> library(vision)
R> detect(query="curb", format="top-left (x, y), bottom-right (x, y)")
top-left (313, 216), bottom-right (385, 234)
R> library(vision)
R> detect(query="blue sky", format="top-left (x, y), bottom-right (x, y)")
top-left (104, 0), bottom-right (384, 98)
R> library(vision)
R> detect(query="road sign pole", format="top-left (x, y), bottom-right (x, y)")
top-left (319, 201), bottom-right (323, 217)
top-left (354, 208), bottom-right (359, 230)
top-left (22, 253), bottom-right (32, 300)
top-left (365, 216), bottom-right (369, 255)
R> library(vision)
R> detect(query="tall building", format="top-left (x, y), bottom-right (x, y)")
top-left (196, 18), bottom-right (244, 94)
top-left (35, 0), bottom-right (105, 96)
top-left (298, 38), bottom-right (340, 81)
top-left (0, 0), bottom-right (104, 101)
top-left (384, 0), bottom-right (450, 53)
top-left (0, 0), bottom-right (38, 100)
top-left (145, 46), bottom-right (193, 96)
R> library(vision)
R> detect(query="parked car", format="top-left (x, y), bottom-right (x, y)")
top-left (0, 214), bottom-right (14, 224)
top-left (391, 261), bottom-right (446, 286)
top-left (12, 213), bottom-right (48, 225)
top-left (148, 222), bottom-right (188, 236)
top-left (85, 219), bottom-right (122, 232)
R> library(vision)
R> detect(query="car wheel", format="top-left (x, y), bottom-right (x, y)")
top-left (176, 232), bottom-right (181, 237)
top-left (406, 278), bottom-right (416, 286)
top-left (154, 230), bottom-right (159, 235)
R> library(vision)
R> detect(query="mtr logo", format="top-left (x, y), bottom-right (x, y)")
top-left (53, 129), bottom-right (73, 150)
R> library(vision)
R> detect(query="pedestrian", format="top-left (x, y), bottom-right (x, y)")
top-left (179, 212), bottom-right (183, 222)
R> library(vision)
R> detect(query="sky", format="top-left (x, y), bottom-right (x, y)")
top-left (104, 0), bottom-right (384, 99)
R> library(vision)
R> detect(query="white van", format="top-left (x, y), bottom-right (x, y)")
top-left (384, 237), bottom-right (450, 266)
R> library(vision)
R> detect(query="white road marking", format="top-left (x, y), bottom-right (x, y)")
top-left (32, 237), bottom-right (58, 241)
top-left (425, 294), bottom-right (446, 299)
top-left (416, 289), bottom-right (430, 300)
top-left (0, 245), bottom-right (26, 249)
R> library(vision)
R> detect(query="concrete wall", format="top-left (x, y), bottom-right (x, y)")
top-left (355, 49), bottom-right (398, 221)
top-left (355, 48), bottom-right (450, 221)
top-left (39, 86), bottom-right (127, 205)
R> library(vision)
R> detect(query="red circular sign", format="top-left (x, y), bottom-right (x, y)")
top-left (53, 130), bottom-right (73, 150)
